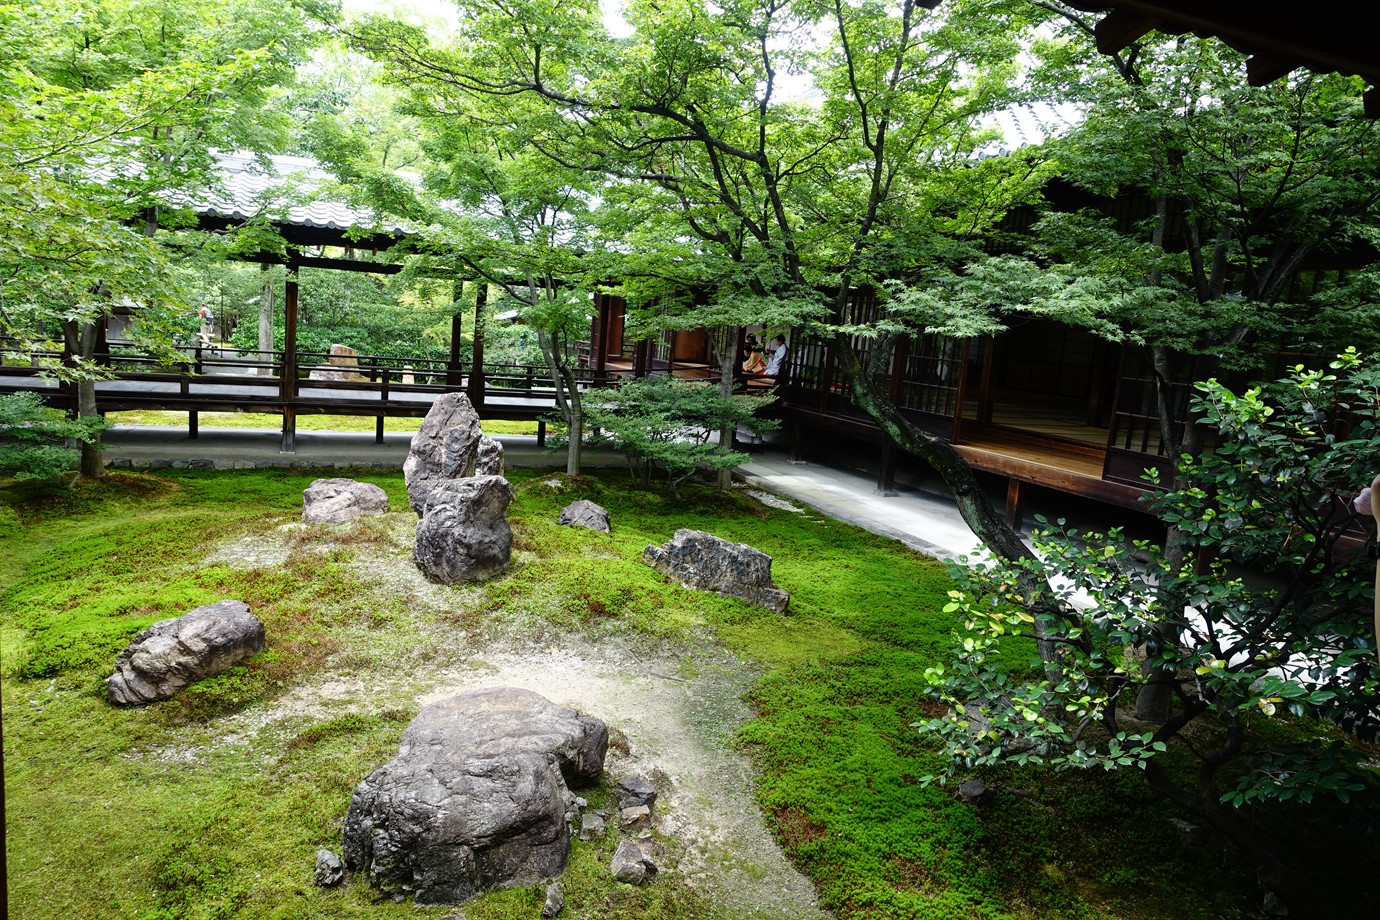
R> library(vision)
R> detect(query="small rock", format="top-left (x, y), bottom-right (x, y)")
top-left (541, 880), bottom-right (564, 918)
top-left (1168, 817), bottom-right (1202, 846)
top-left (302, 478), bottom-right (390, 525)
top-left (314, 848), bottom-right (345, 887)
top-left (955, 778), bottom-right (988, 806)
top-left (610, 840), bottom-right (657, 885)
top-left (579, 813), bottom-right (606, 841)
top-left (1263, 890), bottom-right (1289, 916)
top-left (558, 499), bottom-right (611, 533)
top-left (615, 774), bottom-right (657, 809)
top-left (618, 805), bottom-right (651, 829)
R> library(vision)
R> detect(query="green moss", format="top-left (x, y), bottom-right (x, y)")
top-left (5, 468), bottom-right (1375, 920)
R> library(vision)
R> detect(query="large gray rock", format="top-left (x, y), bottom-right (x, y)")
top-left (414, 476), bottom-right (515, 584)
top-left (342, 687), bottom-right (609, 905)
top-left (558, 500), bottom-right (610, 533)
top-left (302, 477), bottom-right (389, 525)
top-left (105, 600), bottom-right (265, 705)
top-left (476, 435), bottom-right (505, 477)
top-left (643, 529), bottom-right (789, 614)
top-left (405, 393), bottom-right (484, 515)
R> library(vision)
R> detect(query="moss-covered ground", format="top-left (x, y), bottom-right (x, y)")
top-left (2, 469), bottom-right (1374, 919)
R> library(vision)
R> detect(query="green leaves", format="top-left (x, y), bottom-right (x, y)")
top-left (583, 375), bottom-right (777, 496)
top-left (921, 352), bottom-right (1380, 812)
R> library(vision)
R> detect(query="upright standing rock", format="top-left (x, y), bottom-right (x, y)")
top-left (476, 435), bottom-right (505, 477)
top-left (643, 529), bottom-right (789, 613)
top-left (405, 393), bottom-right (484, 515)
top-left (414, 476), bottom-right (515, 584)
top-left (106, 600), bottom-right (265, 705)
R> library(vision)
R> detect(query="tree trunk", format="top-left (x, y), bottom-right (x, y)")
top-left (536, 326), bottom-right (583, 477)
top-left (716, 325), bottom-right (740, 490)
top-left (62, 319), bottom-right (106, 479)
top-left (258, 267), bottom-right (275, 375)
top-left (833, 331), bottom-right (1061, 674)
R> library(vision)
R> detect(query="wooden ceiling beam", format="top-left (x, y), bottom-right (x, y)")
top-left (1094, 8), bottom-right (1159, 55)
top-left (1247, 53), bottom-right (1305, 87)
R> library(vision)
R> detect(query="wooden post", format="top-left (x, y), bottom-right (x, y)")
top-left (537, 419), bottom-right (547, 447)
top-left (952, 337), bottom-right (972, 442)
top-left (594, 293), bottom-right (609, 387)
top-left (281, 260), bottom-right (299, 453)
top-left (1005, 478), bottom-right (1025, 530)
top-left (282, 408), bottom-right (296, 453)
top-left (976, 334), bottom-right (997, 425)
top-left (468, 283), bottom-right (487, 406)
top-left (877, 442), bottom-right (898, 495)
top-left (189, 411), bottom-right (198, 439)
top-left (375, 416), bottom-right (384, 444)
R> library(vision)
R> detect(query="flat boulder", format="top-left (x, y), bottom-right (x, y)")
top-left (302, 478), bottom-right (389, 525)
top-left (342, 687), bottom-right (609, 905)
top-left (106, 600), bottom-right (265, 705)
top-left (643, 529), bottom-right (789, 614)
top-left (557, 500), bottom-right (610, 533)
top-left (414, 476), bottom-right (515, 584)
top-left (405, 393), bottom-right (484, 515)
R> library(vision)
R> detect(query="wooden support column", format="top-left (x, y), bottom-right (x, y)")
top-left (789, 421), bottom-right (805, 463)
top-left (375, 416), bottom-right (385, 444)
top-left (593, 293), bottom-right (610, 387)
top-left (1005, 478), bottom-right (1025, 530)
top-left (189, 411), bottom-right (198, 439)
top-left (951, 337), bottom-right (973, 442)
top-left (537, 419), bottom-right (546, 447)
top-left (888, 335), bottom-right (909, 405)
top-left (876, 442), bottom-right (898, 496)
top-left (976, 334), bottom-right (997, 425)
top-left (447, 279), bottom-right (466, 388)
top-left (467, 283), bottom-right (487, 406)
top-left (281, 260), bottom-right (299, 453)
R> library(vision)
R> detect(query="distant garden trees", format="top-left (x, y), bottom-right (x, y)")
top-left (0, 0), bottom-right (323, 476)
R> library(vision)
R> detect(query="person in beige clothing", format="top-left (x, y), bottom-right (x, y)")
top-left (1356, 473), bottom-right (1380, 645)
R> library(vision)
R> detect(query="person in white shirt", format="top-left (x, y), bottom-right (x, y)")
top-left (763, 334), bottom-right (787, 376)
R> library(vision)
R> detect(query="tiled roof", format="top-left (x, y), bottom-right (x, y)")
top-left (184, 151), bottom-right (410, 236)
top-left (974, 102), bottom-right (1083, 160)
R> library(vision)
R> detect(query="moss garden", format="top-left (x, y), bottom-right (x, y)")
top-left (2, 468), bottom-right (1375, 920)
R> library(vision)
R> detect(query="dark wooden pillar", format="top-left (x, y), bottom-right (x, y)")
top-left (593, 293), bottom-right (610, 387)
top-left (447, 279), bottom-right (466, 388)
top-left (877, 442), bottom-right (898, 495)
top-left (467, 283), bottom-right (487, 406)
top-left (281, 260), bottom-right (299, 453)
top-left (189, 411), bottom-right (198, 439)
top-left (951, 337), bottom-right (973, 442)
top-left (633, 336), bottom-right (650, 378)
top-left (976, 334), bottom-right (997, 425)
top-left (1005, 478), bottom-right (1025, 530)
top-left (888, 335), bottom-right (909, 405)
